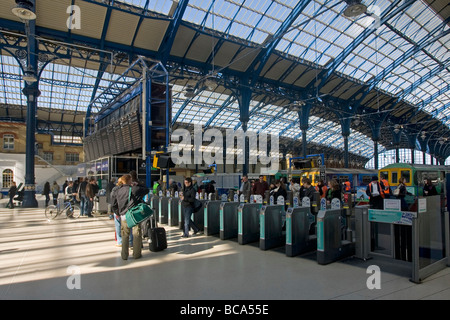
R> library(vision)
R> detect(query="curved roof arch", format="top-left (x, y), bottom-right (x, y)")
top-left (0, 0), bottom-right (449, 162)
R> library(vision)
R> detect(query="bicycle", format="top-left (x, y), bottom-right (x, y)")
top-left (45, 199), bottom-right (81, 220)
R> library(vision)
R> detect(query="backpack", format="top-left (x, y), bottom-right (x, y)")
top-left (125, 187), bottom-right (153, 228)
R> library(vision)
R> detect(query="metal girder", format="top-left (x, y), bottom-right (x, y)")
top-left (417, 83), bottom-right (450, 109)
top-left (204, 95), bottom-right (236, 129)
top-left (131, 0), bottom-right (150, 47)
top-left (368, 19), bottom-right (450, 92)
top-left (317, 0), bottom-right (412, 90)
top-left (397, 63), bottom-right (448, 102)
top-left (171, 85), bottom-right (207, 125)
top-left (37, 119), bottom-right (83, 137)
top-left (158, 0), bottom-right (189, 65)
top-left (257, 108), bottom-right (290, 134)
top-left (247, 0), bottom-right (311, 85)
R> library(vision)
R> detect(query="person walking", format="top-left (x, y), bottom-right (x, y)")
top-left (380, 173), bottom-right (391, 199)
top-left (423, 178), bottom-right (437, 197)
top-left (110, 176), bottom-right (132, 248)
top-left (394, 176), bottom-right (413, 261)
top-left (366, 176), bottom-right (385, 210)
top-left (7, 181), bottom-right (17, 209)
top-left (51, 181), bottom-right (60, 205)
top-left (252, 175), bottom-right (269, 200)
top-left (106, 178), bottom-right (116, 219)
top-left (270, 179), bottom-right (287, 205)
top-left (78, 177), bottom-right (88, 216)
top-left (180, 177), bottom-right (200, 238)
top-left (85, 177), bottom-right (97, 217)
top-left (316, 179), bottom-right (328, 199)
top-left (239, 175), bottom-right (251, 202)
top-left (326, 179), bottom-right (342, 204)
top-left (396, 177), bottom-right (412, 211)
top-left (43, 181), bottom-right (51, 207)
top-left (111, 174), bottom-right (149, 260)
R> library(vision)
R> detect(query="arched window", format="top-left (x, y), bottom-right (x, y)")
top-left (2, 169), bottom-right (14, 189)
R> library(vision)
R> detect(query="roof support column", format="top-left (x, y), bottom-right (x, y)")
top-left (298, 103), bottom-right (312, 159)
top-left (419, 137), bottom-right (428, 164)
top-left (373, 139), bottom-right (379, 170)
top-left (365, 116), bottom-right (382, 170)
top-left (238, 83), bottom-right (251, 176)
top-left (22, 1), bottom-right (39, 208)
top-left (370, 126), bottom-right (381, 170)
top-left (392, 128), bottom-right (402, 164)
top-left (340, 117), bottom-right (351, 169)
top-left (406, 133), bottom-right (417, 164)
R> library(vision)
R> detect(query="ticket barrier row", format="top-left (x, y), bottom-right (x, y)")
top-left (207, 200), bottom-right (356, 264)
top-left (147, 194), bottom-right (356, 265)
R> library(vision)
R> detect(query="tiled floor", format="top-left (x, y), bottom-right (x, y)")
top-left (0, 199), bottom-right (449, 300)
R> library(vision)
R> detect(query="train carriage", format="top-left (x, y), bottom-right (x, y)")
top-left (378, 163), bottom-right (450, 212)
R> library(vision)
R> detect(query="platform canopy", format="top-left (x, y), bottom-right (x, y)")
top-left (0, 0), bottom-right (449, 162)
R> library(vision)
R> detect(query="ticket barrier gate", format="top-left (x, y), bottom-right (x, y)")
top-left (238, 203), bottom-right (262, 245)
top-left (260, 205), bottom-right (285, 250)
top-left (316, 209), bottom-right (355, 265)
top-left (285, 207), bottom-right (316, 257)
top-left (204, 200), bottom-right (223, 236)
top-left (168, 197), bottom-right (180, 227)
top-left (220, 202), bottom-right (240, 240)
top-left (354, 196), bottom-right (449, 283)
top-left (158, 197), bottom-right (170, 225)
top-left (195, 200), bottom-right (206, 231)
top-left (151, 196), bottom-right (160, 222)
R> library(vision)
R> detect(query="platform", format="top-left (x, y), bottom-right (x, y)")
top-left (0, 198), bottom-right (449, 300)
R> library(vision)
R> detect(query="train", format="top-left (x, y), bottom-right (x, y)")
top-left (287, 167), bottom-right (377, 189)
top-left (378, 163), bottom-right (450, 211)
top-left (378, 163), bottom-right (449, 196)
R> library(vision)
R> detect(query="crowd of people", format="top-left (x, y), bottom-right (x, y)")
top-left (4, 172), bottom-right (442, 262)
top-left (238, 174), bottom-right (347, 206)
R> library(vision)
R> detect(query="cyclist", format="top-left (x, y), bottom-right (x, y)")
top-left (65, 181), bottom-right (75, 203)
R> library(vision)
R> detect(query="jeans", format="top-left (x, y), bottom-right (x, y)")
top-left (80, 195), bottom-right (87, 216)
top-left (86, 198), bottom-right (93, 216)
top-left (183, 206), bottom-right (199, 237)
top-left (120, 217), bottom-right (142, 260)
top-left (53, 193), bottom-right (58, 205)
top-left (7, 196), bottom-right (14, 208)
top-left (114, 214), bottom-right (133, 246)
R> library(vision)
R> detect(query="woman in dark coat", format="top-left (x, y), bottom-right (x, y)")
top-left (43, 181), bottom-right (51, 207)
top-left (423, 179), bottom-right (437, 197)
top-left (7, 181), bottom-right (17, 209)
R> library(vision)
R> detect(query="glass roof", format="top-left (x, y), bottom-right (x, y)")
top-left (0, 54), bottom-right (121, 113)
top-left (172, 84), bottom-right (384, 158)
top-left (179, 0), bottom-right (449, 127)
top-left (0, 0), bottom-right (448, 159)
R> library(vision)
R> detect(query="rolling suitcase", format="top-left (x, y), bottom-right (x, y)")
top-left (148, 216), bottom-right (167, 252)
top-left (141, 219), bottom-right (151, 239)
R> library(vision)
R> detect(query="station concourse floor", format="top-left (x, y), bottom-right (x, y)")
top-left (0, 197), bottom-right (449, 301)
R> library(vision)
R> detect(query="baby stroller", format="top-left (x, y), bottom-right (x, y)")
top-left (13, 183), bottom-right (24, 206)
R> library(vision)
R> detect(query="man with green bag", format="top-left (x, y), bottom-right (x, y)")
top-left (112, 174), bottom-right (149, 260)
